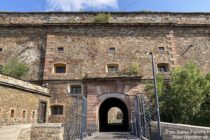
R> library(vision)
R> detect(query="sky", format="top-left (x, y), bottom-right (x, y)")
top-left (0, 0), bottom-right (210, 12)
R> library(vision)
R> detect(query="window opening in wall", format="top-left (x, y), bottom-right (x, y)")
top-left (157, 63), bottom-right (169, 73)
top-left (54, 64), bottom-right (66, 73)
top-left (0, 48), bottom-right (3, 53)
top-left (32, 111), bottom-right (35, 119)
top-left (107, 64), bottom-right (119, 73)
top-left (58, 47), bottom-right (64, 52)
top-left (10, 110), bottom-right (14, 118)
top-left (51, 105), bottom-right (63, 115)
top-left (22, 110), bottom-right (26, 119)
top-left (71, 85), bottom-right (81, 94)
top-left (108, 47), bottom-right (116, 53)
top-left (157, 47), bottom-right (165, 51)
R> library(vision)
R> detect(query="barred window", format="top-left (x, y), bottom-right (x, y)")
top-left (157, 47), bottom-right (165, 51)
top-left (107, 64), bottom-right (119, 73)
top-left (71, 85), bottom-right (81, 94)
top-left (54, 63), bottom-right (66, 73)
top-left (157, 63), bottom-right (169, 73)
top-left (57, 47), bottom-right (64, 52)
top-left (108, 47), bottom-right (116, 53)
top-left (51, 105), bottom-right (63, 115)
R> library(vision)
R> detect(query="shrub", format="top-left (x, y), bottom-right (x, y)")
top-left (129, 62), bottom-right (140, 74)
top-left (1, 58), bottom-right (29, 79)
top-left (94, 13), bottom-right (111, 23)
top-left (146, 62), bottom-right (210, 125)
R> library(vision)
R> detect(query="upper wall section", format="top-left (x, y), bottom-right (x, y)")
top-left (0, 27), bottom-right (46, 81)
top-left (0, 74), bottom-right (49, 95)
top-left (1, 12), bottom-right (210, 26)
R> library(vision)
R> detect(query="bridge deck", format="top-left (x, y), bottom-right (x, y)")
top-left (83, 132), bottom-right (138, 140)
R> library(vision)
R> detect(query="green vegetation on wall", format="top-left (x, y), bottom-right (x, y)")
top-left (1, 58), bottom-right (29, 79)
top-left (129, 62), bottom-right (140, 74)
top-left (94, 13), bottom-right (111, 23)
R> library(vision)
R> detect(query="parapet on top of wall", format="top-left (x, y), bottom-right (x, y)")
top-left (0, 74), bottom-right (49, 96)
top-left (1, 12), bottom-right (210, 26)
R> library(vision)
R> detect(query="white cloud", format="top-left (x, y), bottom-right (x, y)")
top-left (46, 0), bottom-right (118, 11)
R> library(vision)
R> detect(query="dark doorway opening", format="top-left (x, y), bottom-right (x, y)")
top-left (99, 98), bottom-right (129, 132)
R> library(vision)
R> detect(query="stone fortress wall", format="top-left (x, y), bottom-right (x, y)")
top-left (1, 12), bottom-right (210, 25)
top-left (0, 12), bottom-right (210, 125)
top-left (0, 12), bottom-right (210, 81)
top-left (0, 74), bottom-right (50, 127)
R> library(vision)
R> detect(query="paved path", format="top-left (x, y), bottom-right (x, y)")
top-left (0, 124), bottom-right (31, 140)
top-left (84, 132), bottom-right (138, 140)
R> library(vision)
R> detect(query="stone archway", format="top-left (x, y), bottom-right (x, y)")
top-left (99, 98), bottom-right (129, 132)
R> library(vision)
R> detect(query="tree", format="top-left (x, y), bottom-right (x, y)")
top-left (167, 62), bottom-right (209, 123)
top-left (1, 58), bottom-right (29, 79)
top-left (146, 62), bottom-right (210, 125)
top-left (145, 74), bottom-right (171, 121)
top-left (191, 72), bottom-right (210, 126)
top-left (146, 74), bottom-right (165, 106)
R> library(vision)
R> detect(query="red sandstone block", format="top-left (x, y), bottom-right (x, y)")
top-left (46, 52), bottom-right (54, 55)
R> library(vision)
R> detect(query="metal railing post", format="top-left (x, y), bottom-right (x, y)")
top-left (151, 53), bottom-right (162, 140)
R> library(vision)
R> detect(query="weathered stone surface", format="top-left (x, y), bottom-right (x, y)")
top-left (0, 27), bottom-right (46, 81)
top-left (30, 123), bottom-right (64, 140)
top-left (1, 12), bottom-right (210, 25)
top-left (0, 74), bottom-right (50, 127)
top-left (1, 12), bottom-right (210, 130)
top-left (15, 123), bottom-right (63, 140)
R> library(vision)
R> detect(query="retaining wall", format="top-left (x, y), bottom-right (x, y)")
top-left (151, 122), bottom-right (210, 140)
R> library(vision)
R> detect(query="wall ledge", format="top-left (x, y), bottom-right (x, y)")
top-left (0, 74), bottom-right (50, 96)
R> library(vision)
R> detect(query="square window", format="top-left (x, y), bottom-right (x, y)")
top-left (0, 48), bottom-right (3, 53)
top-left (108, 47), bottom-right (116, 53)
top-left (158, 66), bottom-right (167, 72)
top-left (51, 106), bottom-right (63, 115)
top-left (58, 47), bottom-right (64, 52)
top-left (71, 86), bottom-right (81, 94)
top-left (54, 64), bottom-right (66, 73)
top-left (107, 64), bottom-right (119, 73)
top-left (158, 47), bottom-right (165, 51)
top-left (56, 67), bottom-right (65, 73)
top-left (157, 63), bottom-right (169, 73)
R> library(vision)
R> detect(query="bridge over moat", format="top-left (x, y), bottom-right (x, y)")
top-left (77, 93), bottom-right (156, 140)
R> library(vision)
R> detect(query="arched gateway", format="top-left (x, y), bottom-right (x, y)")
top-left (99, 98), bottom-right (129, 132)
top-left (86, 92), bottom-right (133, 133)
